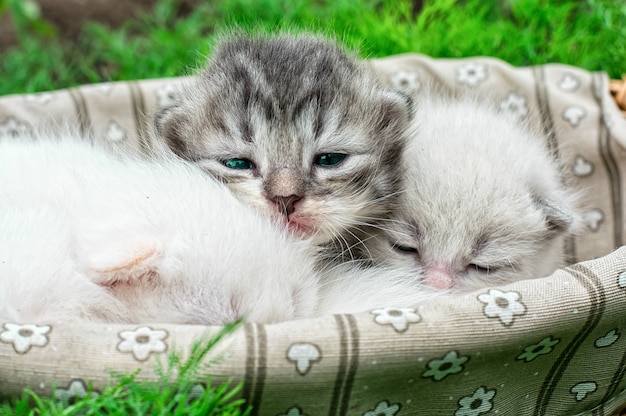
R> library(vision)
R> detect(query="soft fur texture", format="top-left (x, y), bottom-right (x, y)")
top-left (154, 32), bottom-right (413, 262)
top-left (365, 92), bottom-right (582, 291)
top-left (316, 264), bottom-right (438, 314)
top-left (0, 137), bottom-right (320, 324)
top-left (0, 136), bottom-right (435, 325)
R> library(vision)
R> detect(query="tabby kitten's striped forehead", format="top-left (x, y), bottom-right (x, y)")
top-left (155, 33), bottom-right (412, 257)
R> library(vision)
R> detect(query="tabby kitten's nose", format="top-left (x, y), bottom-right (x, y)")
top-left (273, 195), bottom-right (302, 217)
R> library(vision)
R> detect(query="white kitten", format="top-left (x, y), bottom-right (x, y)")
top-left (0, 136), bottom-right (320, 324)
top-left (0, 135), bottom-right (434, 325)
top-left (366, 92), bottom-right (582, 292)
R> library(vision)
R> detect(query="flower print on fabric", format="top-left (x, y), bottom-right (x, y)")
top-left (278, 406), bottom-right (308, 416)
top-left (371, 307), bottom-right (421, 333)
top-left (455, 386), bottom-right (496, 416)
top-left (25, 92), bottom-right (54, 105)
top-left (389, 70), bottom-right (421, 95)
top-left (456, 62), bottom-right (488, 87)
top-left (571, 382), bottom-right (598, 401)
top-left (583, 209), bottom-right (604, 232)
top-left (179, 383), bottom-right (207, 404)
top-left (562, 105), bottom-right (586, 127)
top-left (0, 323), bottom-right (51, 354)
top-left (478, 289), bottom-right (526, 326)
top-left (156, 83), bottom-right (182, 108)
top-left (54, 379), bottom-right (99, 403)
top-left (558, 73), bottom-right (581, 91)
top-left (572, 155), bottom-right (594, 177)
top-left (422, 350), bottom-right (469, 381)
top-left (499, 92), bottom-right (529, 121)
top-left (595, 329), bottom-right (619, 348)
top-left (287, 343), bottom-right (321, 375)
top-left (117, 326), bottom-right (168, 361)
top-left (0, 117), bottom-right (32, 140)
top-left (95, 83), bottom-right (114, 95)
top-left (362, 400), bottom-right (401, 416)
top-left (105, 120), bottom-right (126, 142)
top-left (516, 336), bottom-right (560, 362)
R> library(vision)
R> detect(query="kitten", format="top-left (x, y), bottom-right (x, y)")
top-left (365, 92), bottom-right (581, 292)
top-left (0, 135), bottom-right (435, 325)
top-left (153, 32), bottom-right (413, 262)
top-left (0, 136), bottom-right (318, 324)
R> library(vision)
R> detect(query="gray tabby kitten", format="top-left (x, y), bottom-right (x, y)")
top-left (154, 32), bottom-right (412, 261)
top-left (366, 92), bottom-right (582, 292)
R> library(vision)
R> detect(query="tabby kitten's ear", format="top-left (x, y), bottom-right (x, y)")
top-left (154, 105), bottom-right (192, 159)
top-left (375, 90), bottom-right (414, 137)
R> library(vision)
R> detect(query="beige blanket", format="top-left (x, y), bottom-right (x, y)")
top-left (1, 54), bottom-right (626, 416)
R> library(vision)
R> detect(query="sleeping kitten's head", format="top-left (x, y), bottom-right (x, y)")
top-left (367, 94), bottom-right (582, 292)
top-left (154, 32), bottom-right (412, 258)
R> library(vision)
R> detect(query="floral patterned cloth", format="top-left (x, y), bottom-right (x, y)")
top-left (1, 54), bottom-right (626, 415)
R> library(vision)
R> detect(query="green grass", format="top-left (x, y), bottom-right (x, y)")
top-left (0, 322), bottom-right (249, 415)
top-left (0, 0), bottom-right (625, 96)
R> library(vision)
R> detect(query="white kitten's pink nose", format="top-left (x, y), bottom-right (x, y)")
top-left (423, 265), bottom-right (455, 290)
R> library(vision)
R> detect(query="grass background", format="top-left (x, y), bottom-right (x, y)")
top-left (0, 0), bottom-right (625, 413)
top-left (0, 0), bottom-right (625, 96)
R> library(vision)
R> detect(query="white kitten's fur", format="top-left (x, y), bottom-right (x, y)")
top-left (366, 92), bottom-right (582, 292)
top-left (0, 137), bottom-right (320, 324)
top-left (316, 264), bottom-right (439, 314)
top-left (0, 136), bottom-right (435, 325)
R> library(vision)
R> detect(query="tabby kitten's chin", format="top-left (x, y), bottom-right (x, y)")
top-left (154, 32), bottom-right (412, 259)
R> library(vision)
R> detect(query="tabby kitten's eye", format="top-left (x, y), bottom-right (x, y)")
top-left (392, 243), bottom-right (418, 254)
top-left (314, 153), bottom-right (347, 167)
top-left (224, 158), bottom-right (255, 170)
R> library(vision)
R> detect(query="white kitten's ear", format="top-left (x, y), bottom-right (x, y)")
top-left (536, 197), bottom-right (575, 233)
top-left (79, 238), bottom-right (162, 288)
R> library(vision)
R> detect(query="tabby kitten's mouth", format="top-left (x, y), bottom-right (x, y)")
top-left (287, 219), bottom-right (312, 238)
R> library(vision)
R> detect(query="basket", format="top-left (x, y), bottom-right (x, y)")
top-left (1, 54), bottom-right (625, 416)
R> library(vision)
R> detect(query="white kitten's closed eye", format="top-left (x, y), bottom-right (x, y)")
top-left (392, 243), bottom-right (419, 254)
top-left (468, 264), bottom-right (495, 274)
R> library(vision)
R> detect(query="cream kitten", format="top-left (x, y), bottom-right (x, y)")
top-left (154, 32), bottom-right (412, 262)
top-left (0, 136), bottom-right (435, 325)
top-left (366, 93), bottom-right (581, 291)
